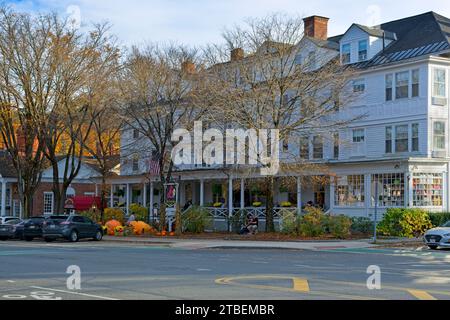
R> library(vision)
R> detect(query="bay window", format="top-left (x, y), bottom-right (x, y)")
top-left (412, 173), bottom-right (443, 207)
top-left (372, 173), bottom-right (405, 207)
top-left (335, 175), bottom-right (365, 207)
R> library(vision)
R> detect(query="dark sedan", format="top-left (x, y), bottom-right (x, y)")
top-left (0, 218), bottom-right (23, 240)
top-left (23, 216), bottom-right (47, 241)
top-left (43, 215), bottom-right (103, 242)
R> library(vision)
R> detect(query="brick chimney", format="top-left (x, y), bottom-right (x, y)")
top-left (230, 48), bottom-right (244, 62)
top-left (303, 15), bottom-right (329, 41)
top-left (181, 60), bottom-right (196, 74)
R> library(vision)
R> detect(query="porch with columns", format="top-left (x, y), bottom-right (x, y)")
top-left (106, 174), bottom-right (330, 231)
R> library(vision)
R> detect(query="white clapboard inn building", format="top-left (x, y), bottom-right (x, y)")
top-left (106, 11), bottom-right (450, 227)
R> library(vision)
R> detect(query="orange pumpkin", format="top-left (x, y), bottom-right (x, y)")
top-left (156, 232), bottom-right (162, 236)
top-left (169, 232), bottom-right (175, 236)
top-left (161, 231), bottom-right (167, 236)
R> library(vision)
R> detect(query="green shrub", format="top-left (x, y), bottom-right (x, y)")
top-left (378, 208), bottom-right (432, 238)
top-left (129, 203), bottom-right (148, 222)
top-left (428, 212), bottom-right (450, 227)
top-left (351, 217), bottom-right (374, 235)
top-left (377, 208), bottom-right (405, 237)
top-left (182, 206), bottom-right (213, 233)
top-left (399, 209), bottom-right (433, 238)
top-left (104, 208), bottom-right (125, 224)
top-left (280, 212), bottom-right (300, 235)
top-left (298, 207), bottom-right (326, 237)
top-left (326, 215), bottom-right (352, 239)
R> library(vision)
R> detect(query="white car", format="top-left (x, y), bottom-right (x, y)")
top-left (424, 221), bottom-right (450, 250)
top-left (0, 216), bottom-right (20, 225)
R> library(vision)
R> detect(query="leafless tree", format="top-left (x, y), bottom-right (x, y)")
top-left (204, 13), bottom-right (358, 231)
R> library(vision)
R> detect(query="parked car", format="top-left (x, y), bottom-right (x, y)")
top-left (0, 216), bottom-right (20, 225)
top-left (23, 216), bottom-right (47, 241)
top-left (423, 221), bottom-right (450, 250)
top-left (43, 215), bottom-right (103, 242)
top-left (0, 218), bottom-right (23, 240)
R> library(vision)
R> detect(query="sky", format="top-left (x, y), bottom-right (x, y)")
top-left (6, 0), bottom-right (450, 48)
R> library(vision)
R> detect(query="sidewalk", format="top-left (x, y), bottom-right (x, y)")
top-left (103, 235), bottom-right (377, 250)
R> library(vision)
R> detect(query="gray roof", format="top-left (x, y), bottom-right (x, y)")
top-left (353, 24), bottom-right (397, 40)
top-left (327, 11), bottom-right (450, 69)
top-left (305, 36), bottom-right (339, 50)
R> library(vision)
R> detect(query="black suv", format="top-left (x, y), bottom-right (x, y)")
top-left (43, 215), bottom-right (103, 242)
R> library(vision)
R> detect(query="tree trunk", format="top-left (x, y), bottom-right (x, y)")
top-left (265, 177), bottom-right (275, 232)
top-left (175, 204), bottom-right (182, 235)
top-left (159, 204), bottom-right (167, 232)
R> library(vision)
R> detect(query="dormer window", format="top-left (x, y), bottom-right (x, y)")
top-left (358, 40), bottom-right (367, 61)
top-left (341, 43), bottom-right (351, 64)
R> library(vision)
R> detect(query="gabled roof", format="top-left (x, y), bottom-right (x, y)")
top-left (351, 11), bottom-right (450, 68)
top-left (351, 23), bottom-right (397, 40)
top-left (304, 36), bottom-right (339, 50)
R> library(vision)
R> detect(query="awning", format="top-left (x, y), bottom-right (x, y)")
top-left (69, 196), bottom-right (103, 211)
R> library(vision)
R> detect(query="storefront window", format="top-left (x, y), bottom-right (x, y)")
top-left (412, 173), bottom-right (443, 207)
top-left (372, 173), bottom-right (405, 207)
top-left (335, 175), bottom-right (365, 207)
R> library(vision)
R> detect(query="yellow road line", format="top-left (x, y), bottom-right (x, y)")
top-left (407, 290), bottom-right (437, 300)
top-left (292, 278), bottom-right (310, 292)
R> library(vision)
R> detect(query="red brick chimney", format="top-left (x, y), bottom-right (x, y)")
top-left (303, 15), bottom-right (330, 41)
top-left (230, 48), bottom-right (244, 62)
top-left (181, 60), bottom-right (196, 74)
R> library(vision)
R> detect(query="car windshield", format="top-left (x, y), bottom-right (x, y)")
top-left (5, 220), bottom-right (21, 225)
top-left (442, 221), bottom-right (450, 227)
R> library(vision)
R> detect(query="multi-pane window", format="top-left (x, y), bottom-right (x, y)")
top-left (395, 71), bottom-right (409, 99)
top-left (358, 40), bottom-right (367, 61)
top-left (352, 129), bottom-right (365, 143)
top-left (43, 192), bottom-right (54, 215)
top-left (333, 133), bottom-right (339, 159)
top-left (353, 79), bottom-right (365, 93)
top-left (412, 173), bottom-right (443, 207)
top-left (433, 68), bottom-right (446, 98)
top-left (335, 175), bottom-right (365, 207)
top-left (412, 69), bottom-right (419, 97)
top-left (299, 137), bottom-right (309, 159)
top-left (395, 125), bottom-right (409, 153)
top-left (412, 123), bottom-right (419, 152)
top-left (385, 74), bottom-right (393, 101)
top-left (372, 173), bottom-right (405, 207)
top-left (312, 136), bottom-right (323, 159)
top-left (385, 126), bottom-right (392, 153)
top-left (433, 121), bottom-right (446, 151)
top-left (341, 43), bottom-right (351, 64)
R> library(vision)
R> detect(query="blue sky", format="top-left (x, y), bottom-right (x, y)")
top-left (6, 0), bottom-right (450, 48)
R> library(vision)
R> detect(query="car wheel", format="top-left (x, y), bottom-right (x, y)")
top-left (69, 230), bottom-right (79, 243)
top-left (44, 238), bottom-right (55, 243)
top-left (25, 237), bottom-right (33, 242)
top-left (93, 230), bottom-right (103, 241)
top-left (428, 245), bottom-right (438, 250)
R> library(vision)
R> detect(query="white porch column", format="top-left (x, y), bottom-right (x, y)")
top-left (228, 176), bottom-right (233, 232)
top-left (329, 177), bottom-right (335, 213)
top-left (240, 179), bottom-right (245, 210)
top-left (149, 182), bottom-right (154, 219)
top-left (95, 184), bottom-right (99, 197)
top-left (110, 184), bottom-right (114, 208)
top-left (126, 183), bottom-right (130, 215)
top-left (407, 172), bottom-right (413, 208)
top-left (200, 180), bottom-right (204, 207)
top-left (1, 180), bottom-right (6, 217)
top-left (143, 183), bottom-right (147, 207)
top-left (364, 174), bottom-right (372, 218)
top-left (296, 177), bottom-right (302, 215)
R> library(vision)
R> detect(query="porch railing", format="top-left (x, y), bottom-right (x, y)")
top-left (202, 207), bottom-right (299, 220)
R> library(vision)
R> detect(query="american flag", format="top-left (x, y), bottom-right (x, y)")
top-left (149, 153), bottom-right (161, 177)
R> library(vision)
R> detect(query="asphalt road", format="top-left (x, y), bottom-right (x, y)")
top-left (0, 240), bottom-right (449, 300)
